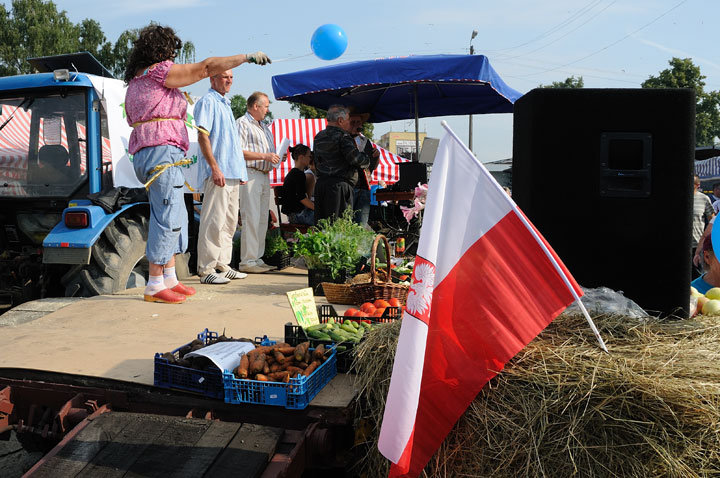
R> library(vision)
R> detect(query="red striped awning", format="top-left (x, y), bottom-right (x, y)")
top-left (269, 118), bottom-right (409, 186)
top-left (0, 107), bottom-right (112, 187)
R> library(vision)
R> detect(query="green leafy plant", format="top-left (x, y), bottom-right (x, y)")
top-left (265, 228), bottom-right (290, 256)
top-left (294, 209), bottom-right (374, 280)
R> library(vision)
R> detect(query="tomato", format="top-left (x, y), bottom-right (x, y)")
top-left (388, 297), bottom-right (402, 308)
top-left (374, 299), bottom-right (391, 309)
top-left (356, 311), bottom-right (368, 317)
top-left (360, 302), bottom-right (376, 314)
top-left (345, 308), bottom-right (359, 317)
top-left (374, 307), bottom-right (387, 318)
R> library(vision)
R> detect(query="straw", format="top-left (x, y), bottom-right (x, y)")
top-left (350, 313), bottom-right (720, 477)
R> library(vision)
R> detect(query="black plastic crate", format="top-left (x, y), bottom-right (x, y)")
top-left (318, 304), bottom-right (401, 323)
top-left (284, 305), bottom-right (400, 373)
top-left (263, 251), bottom-right (292, 270)
top-left (154, 330), bottom-right (272, 399)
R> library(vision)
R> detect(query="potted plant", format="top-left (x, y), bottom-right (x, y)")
top-left (294, 209), bottom-right (374, 295)
top-left (262, 229), bottom-right (292, 269)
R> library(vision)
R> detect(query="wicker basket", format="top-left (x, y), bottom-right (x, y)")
top-left (352, 235), bottom-right (409, 305)
top-left (320, 282), bottom-right (358, 305)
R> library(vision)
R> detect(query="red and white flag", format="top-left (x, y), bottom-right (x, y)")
top-left (378, 123), bottom-right (588, 477)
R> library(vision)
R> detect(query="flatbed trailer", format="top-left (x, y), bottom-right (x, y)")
top-left (0, 368), bottom-right (357, 477)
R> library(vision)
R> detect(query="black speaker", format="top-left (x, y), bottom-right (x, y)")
top-left (512, 88), bottom-right (695, 317)
top-left (393, 162), bottom-right (428, 191)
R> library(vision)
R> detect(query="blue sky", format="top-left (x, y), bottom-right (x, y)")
top-left (15, 0), bottom-right (718, 161)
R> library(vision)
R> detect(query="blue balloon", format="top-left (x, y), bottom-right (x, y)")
top-left (311, 24), bottom-right (348, 61)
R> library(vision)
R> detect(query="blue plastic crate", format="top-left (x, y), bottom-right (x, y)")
top-left (154, 329), bottom-right (272, 399)
top-left (222, 346), bottom-right (337, 409)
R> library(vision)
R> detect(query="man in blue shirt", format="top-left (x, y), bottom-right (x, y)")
top-left (194, 70), bottom-right (249, 284)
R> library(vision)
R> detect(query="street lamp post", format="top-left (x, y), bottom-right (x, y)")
top-left (468, 30), bottom-right (478, 152)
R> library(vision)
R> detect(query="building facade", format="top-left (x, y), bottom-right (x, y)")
top-left (378, 131), bottom-right (427, 160)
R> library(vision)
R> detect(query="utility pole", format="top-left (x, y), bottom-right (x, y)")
top-left (468, 30), bottom-right (478, 153)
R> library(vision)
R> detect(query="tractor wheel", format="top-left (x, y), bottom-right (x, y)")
top-left (62, 213), bottom-right (150, 297)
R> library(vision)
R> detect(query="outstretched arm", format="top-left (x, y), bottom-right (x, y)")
top-left (165, 52), bottom-right (270, 89)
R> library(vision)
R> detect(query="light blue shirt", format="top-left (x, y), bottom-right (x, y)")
top-left (193, 89), bottom-right (247, 181)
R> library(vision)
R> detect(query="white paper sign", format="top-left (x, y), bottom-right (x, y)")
top-left (275, 137), bottom-right (290, 169)
top-left (184, 341), bottom-right (255, 372)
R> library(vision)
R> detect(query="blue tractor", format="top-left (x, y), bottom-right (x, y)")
top-left (0, 53), bottom-right (190, 309)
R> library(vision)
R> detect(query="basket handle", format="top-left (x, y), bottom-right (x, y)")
top-left (369, 234), bottom-right (392, 285)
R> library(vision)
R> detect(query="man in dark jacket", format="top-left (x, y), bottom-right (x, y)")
top-left (313, 105), bottom-right (374, 224)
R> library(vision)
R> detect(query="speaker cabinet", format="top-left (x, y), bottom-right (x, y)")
top-left (512, 88), bottom-right (695, 317)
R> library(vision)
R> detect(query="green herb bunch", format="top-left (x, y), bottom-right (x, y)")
top-left (293, 209), bottom-right (374, 279)
top-left (265, 228), bottom-right (290, 256)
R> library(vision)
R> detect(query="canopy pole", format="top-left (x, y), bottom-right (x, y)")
top-left (414, 85), bottom-right (419, 162)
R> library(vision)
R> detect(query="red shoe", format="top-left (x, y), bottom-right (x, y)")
top-left (171, 282), bottom-right (196, 296)
top-left (144, 288), bottom-right (186, 304)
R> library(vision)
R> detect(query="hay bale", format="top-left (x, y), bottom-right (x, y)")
top-left (351, 314), bottom-right (720, 477)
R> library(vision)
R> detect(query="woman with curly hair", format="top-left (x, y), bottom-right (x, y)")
top-left (124, 24), bottom-right (270, 304)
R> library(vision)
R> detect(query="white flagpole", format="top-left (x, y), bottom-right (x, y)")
top-left (440, 121), bottom-right (608, 353)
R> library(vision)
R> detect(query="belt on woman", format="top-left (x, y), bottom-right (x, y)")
top-left (144, 158), bottom-right (196, 192)
top-left (131, 117), bottom-right (209, 136)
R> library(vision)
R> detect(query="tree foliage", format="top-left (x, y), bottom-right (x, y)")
top-left (290, 102), bottom-right (374, 140)
top-left (642, 57), bottom-right (720, 146)
top-left (0, 0), bottom-right (195, 80)
top-left (539, 75), bottom-right (584, 89)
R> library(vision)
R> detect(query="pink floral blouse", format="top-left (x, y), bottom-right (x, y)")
top-left (125, 60), bottom-right (189, 154)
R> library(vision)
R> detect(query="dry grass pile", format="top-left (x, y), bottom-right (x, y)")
top-left (351, 314), bottom-right (720, 477)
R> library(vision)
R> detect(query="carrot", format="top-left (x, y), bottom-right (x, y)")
top-left (268, 371), bottom-right (290, 383)
top-left (312, 344), bottom-right (326, 361)
top-left (285, 366), bottom-right (303, 377)
top-left (255, 374), bottom-right (269, 381)
top-left (249, 354), bottom-right (266, 375)
top-left (275, 346), bottom-right (296, 356)
top-left (297, 362), bottom-right (308, 369)
top-left (246, 349), bottom-right (259, 364)
top-left (302, 360), bottom-right (321, 376)
top-left (263, 361), bottom-right (270, 375)
top-left (294, 342), bottom-right (309, 361)
top-left (273, 349), bottom-right (286, 364)
top-left (272, 342), bottom-right (292, 348)
top-left (236, 354), bottom-right (250, 378)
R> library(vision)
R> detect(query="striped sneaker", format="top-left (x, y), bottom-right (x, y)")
top-left (200, 273), bottom-right (230, 285)
top-left (224, 269), bottom-right (247, 280)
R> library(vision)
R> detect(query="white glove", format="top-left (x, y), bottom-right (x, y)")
top-left (247, 51), bottom-right (271, 65)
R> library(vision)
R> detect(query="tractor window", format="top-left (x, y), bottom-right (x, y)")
top-left (0, 90), bottom-right (88, 198)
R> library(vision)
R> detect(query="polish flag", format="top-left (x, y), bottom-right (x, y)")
top-left (378, 124), bottom-right (585, 477)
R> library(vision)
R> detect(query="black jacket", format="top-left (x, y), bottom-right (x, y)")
top-left (313, 125), bottom-right (371, 186)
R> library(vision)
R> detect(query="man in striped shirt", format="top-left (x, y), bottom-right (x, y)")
top-left (236, 92), bottom-right (279, 273)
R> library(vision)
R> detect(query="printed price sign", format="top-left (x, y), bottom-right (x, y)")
top-left (286, 287), bottom-right (319, 328)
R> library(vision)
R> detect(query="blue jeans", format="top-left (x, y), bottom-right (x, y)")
top-left (132, 145), bottom-right (188, 265)
top-left (289, 207), bottom-right (314, 225)
top-left (353, 188), bottom-right (371, 226)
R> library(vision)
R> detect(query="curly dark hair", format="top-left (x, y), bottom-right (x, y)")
top-left (123, 25), bottom-right (182, 84)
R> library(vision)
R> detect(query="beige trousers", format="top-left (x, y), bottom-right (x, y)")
top-left (239, 168), bottom-right (270, 266)
top-left (197, 177), bottom-right (240, 276)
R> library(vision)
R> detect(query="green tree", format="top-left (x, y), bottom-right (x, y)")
top-left (0, 0), bottom-right (79, 75)
top-left (230, 94), bottom-right (247, 119)
top-left (642, 57), bottom-right (720, 146)
top-left (539, 75), bottom-right (584, 89)
top-left (290, 102), bottom-right (374, 140)
top-left (0, 2), bottom-right (196, 80)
